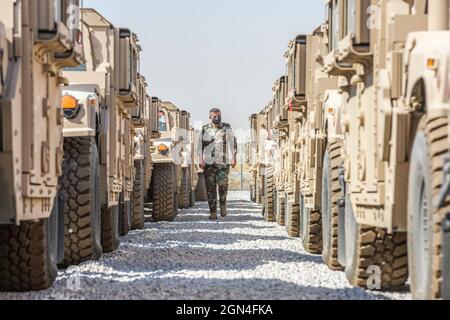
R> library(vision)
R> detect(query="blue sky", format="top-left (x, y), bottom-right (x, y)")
top-left (83, 0), bottom-right (324, 132)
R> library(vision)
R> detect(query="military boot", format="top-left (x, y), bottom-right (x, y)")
top-left (209, 213), bottom-right (218, 221)
top-left (220, 204), bottom-right (227, 218)
top-left (209, 209), bottom-right (218, 221)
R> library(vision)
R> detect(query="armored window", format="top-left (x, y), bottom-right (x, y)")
top-left (327, 0), bottom-right (340, 51)
top-left (158, 111), bottom-right (168, 132)
top-left (288, 54), bottom-right (295, 94)
top-left (129, 48), bottom-right (134, 88)
top-left (62, 0), bottom-right (80, 39)
top-left (54, 0), bottom-right (62, 25)
top-left (150, 98), bottom-right (160, 133)
top-left (131, 48), bottom-right (137, 87)
top-left (295, 36), bottom-right (307, 97)
top-left (346, 0), bottom-right (356, 36)
top-left (118, 30), bottom-right (133, 93)
top-left (345, 0), bottom-right (371, 45)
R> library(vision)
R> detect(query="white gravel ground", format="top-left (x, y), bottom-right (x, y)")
top-left (0, 191), bottom-right (412, 300)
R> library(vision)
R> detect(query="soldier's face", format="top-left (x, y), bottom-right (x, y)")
top-left (210, 112), bottom-right (222, 125)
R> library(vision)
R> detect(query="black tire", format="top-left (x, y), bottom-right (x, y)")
top-left (101, 205), bottom-right (120, 253)
top-left (408, 116), bottom-right (449, 299)
top-left (322, 142), bottom-right (344, 271)
top-left (144, 153), bottom-right (152, 192)
top-left (251, 174), bottom-right (258, 203)
top-left (250, 185), bottom-right (255, 202)
top-left (0, 207), bottom-right (58, 291)
top-left (275, 191), bottom-right (286, 226)
top-left (263, 167), bottom-right (275, 222)
top-left (195, 172), bottom-right (208, 202)
top-left (60, 137), bottom-right (102, 267)
top-left (189, 189), bottom-right (196, 207)
top-left (256, 175), bottom-right (263, 205)
top-left (119, 192), bottom-right (132, 236)
top-left (179, 168), bottom-right (191, 209)
top-left (55, 188), bottom-right (66, 265)
top-left (344, 192), bottom-right (408, 290)
top-left (152, 163), bottom-right (178, 222)
top-left (131, 160), bottom-right (145, 230)
top-left (299, 195), bottom-right (323, 254)
top-left (285, 196), bottom-right (300, 237)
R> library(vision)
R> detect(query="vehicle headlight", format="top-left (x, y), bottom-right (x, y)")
top-left (62, 94), bottom-right (80, 119)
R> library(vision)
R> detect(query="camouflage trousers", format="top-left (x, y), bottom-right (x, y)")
top-left (204, 164), bottom-right (230, 213)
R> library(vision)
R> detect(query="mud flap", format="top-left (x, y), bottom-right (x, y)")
top-left (444, 213), bottom-right (450, 300)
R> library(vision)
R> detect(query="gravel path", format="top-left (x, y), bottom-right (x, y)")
top-left (0, 191), bottom-right (411, 300)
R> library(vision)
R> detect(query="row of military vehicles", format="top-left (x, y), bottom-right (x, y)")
top-left (0, 0), bottom-right (205, 292)
top-left (248, 0), bottom-right (450, 299)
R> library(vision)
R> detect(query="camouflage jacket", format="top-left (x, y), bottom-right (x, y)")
top-left (198, 122), bottom-right (237, 166)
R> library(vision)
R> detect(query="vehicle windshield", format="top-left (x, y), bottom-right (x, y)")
top-left (159, 111), bottom-right (168, 131)
top-left (64, 64), bottom-right (87, 72)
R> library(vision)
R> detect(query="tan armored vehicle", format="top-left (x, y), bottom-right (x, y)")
top-left (248, 0), bottom-right (450, 300)
top-left (319, 0), bottom-right (449, 299)
top-left (131, 75), bottom-right (159, 229)
top-left (262, 96), bottom-right (276, 223)
top-left (150, 101), bottom-right (185, 221)
top-left (147, 97), bottom-right (162, 197)
top-left (186, 125), bottom-right (200, 206)
top-left (0, 0), bottom-right (83, 291)
top-left (195, 127), bottom-right (209, 202)
top-left (282, 38), bottom-right (308, 239)
top-left (61, 9), bottom-right (147, 265)
top-left (178, 111), bottom-right (195, 209)
top-left (253, 108), bottom-right (271, 207)
top-left (248, 114), bottom-right (259, 202)
top-left (116, 32), bottom-right (142, 237)
top-left (271, 76), bottom-right (302, 234)
top-left (286, 29), bottom-right (344, 269)
top-left (250, 95), bottom-right (285, 224)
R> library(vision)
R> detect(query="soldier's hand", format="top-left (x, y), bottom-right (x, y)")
top-left (231, 157), bottom-right (237, 169)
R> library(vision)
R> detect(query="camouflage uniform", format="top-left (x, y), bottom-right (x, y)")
top-left (198, 122), bottom-right (237, 214)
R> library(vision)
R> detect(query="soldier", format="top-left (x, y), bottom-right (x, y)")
top-left (198, 108), bottom-right (238, 220)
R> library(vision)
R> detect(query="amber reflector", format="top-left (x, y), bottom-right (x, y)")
top-left (62, 95), bottom-right (78, 109)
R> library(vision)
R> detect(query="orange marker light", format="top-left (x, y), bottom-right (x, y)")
top-left (427, 58), bottom-right (438, 70)
top-left (158, 144), bottom-right (169, 152)
top-left (62, 95), bottom-right (78, 109)
top-left (88, 97), bottom-right (97, 106)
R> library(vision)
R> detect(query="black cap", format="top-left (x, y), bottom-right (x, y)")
top-left (209, 108), bottom-right (221, 114)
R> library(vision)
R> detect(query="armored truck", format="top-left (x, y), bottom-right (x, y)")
top-left (0, 0), bottom-right (84, 291)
